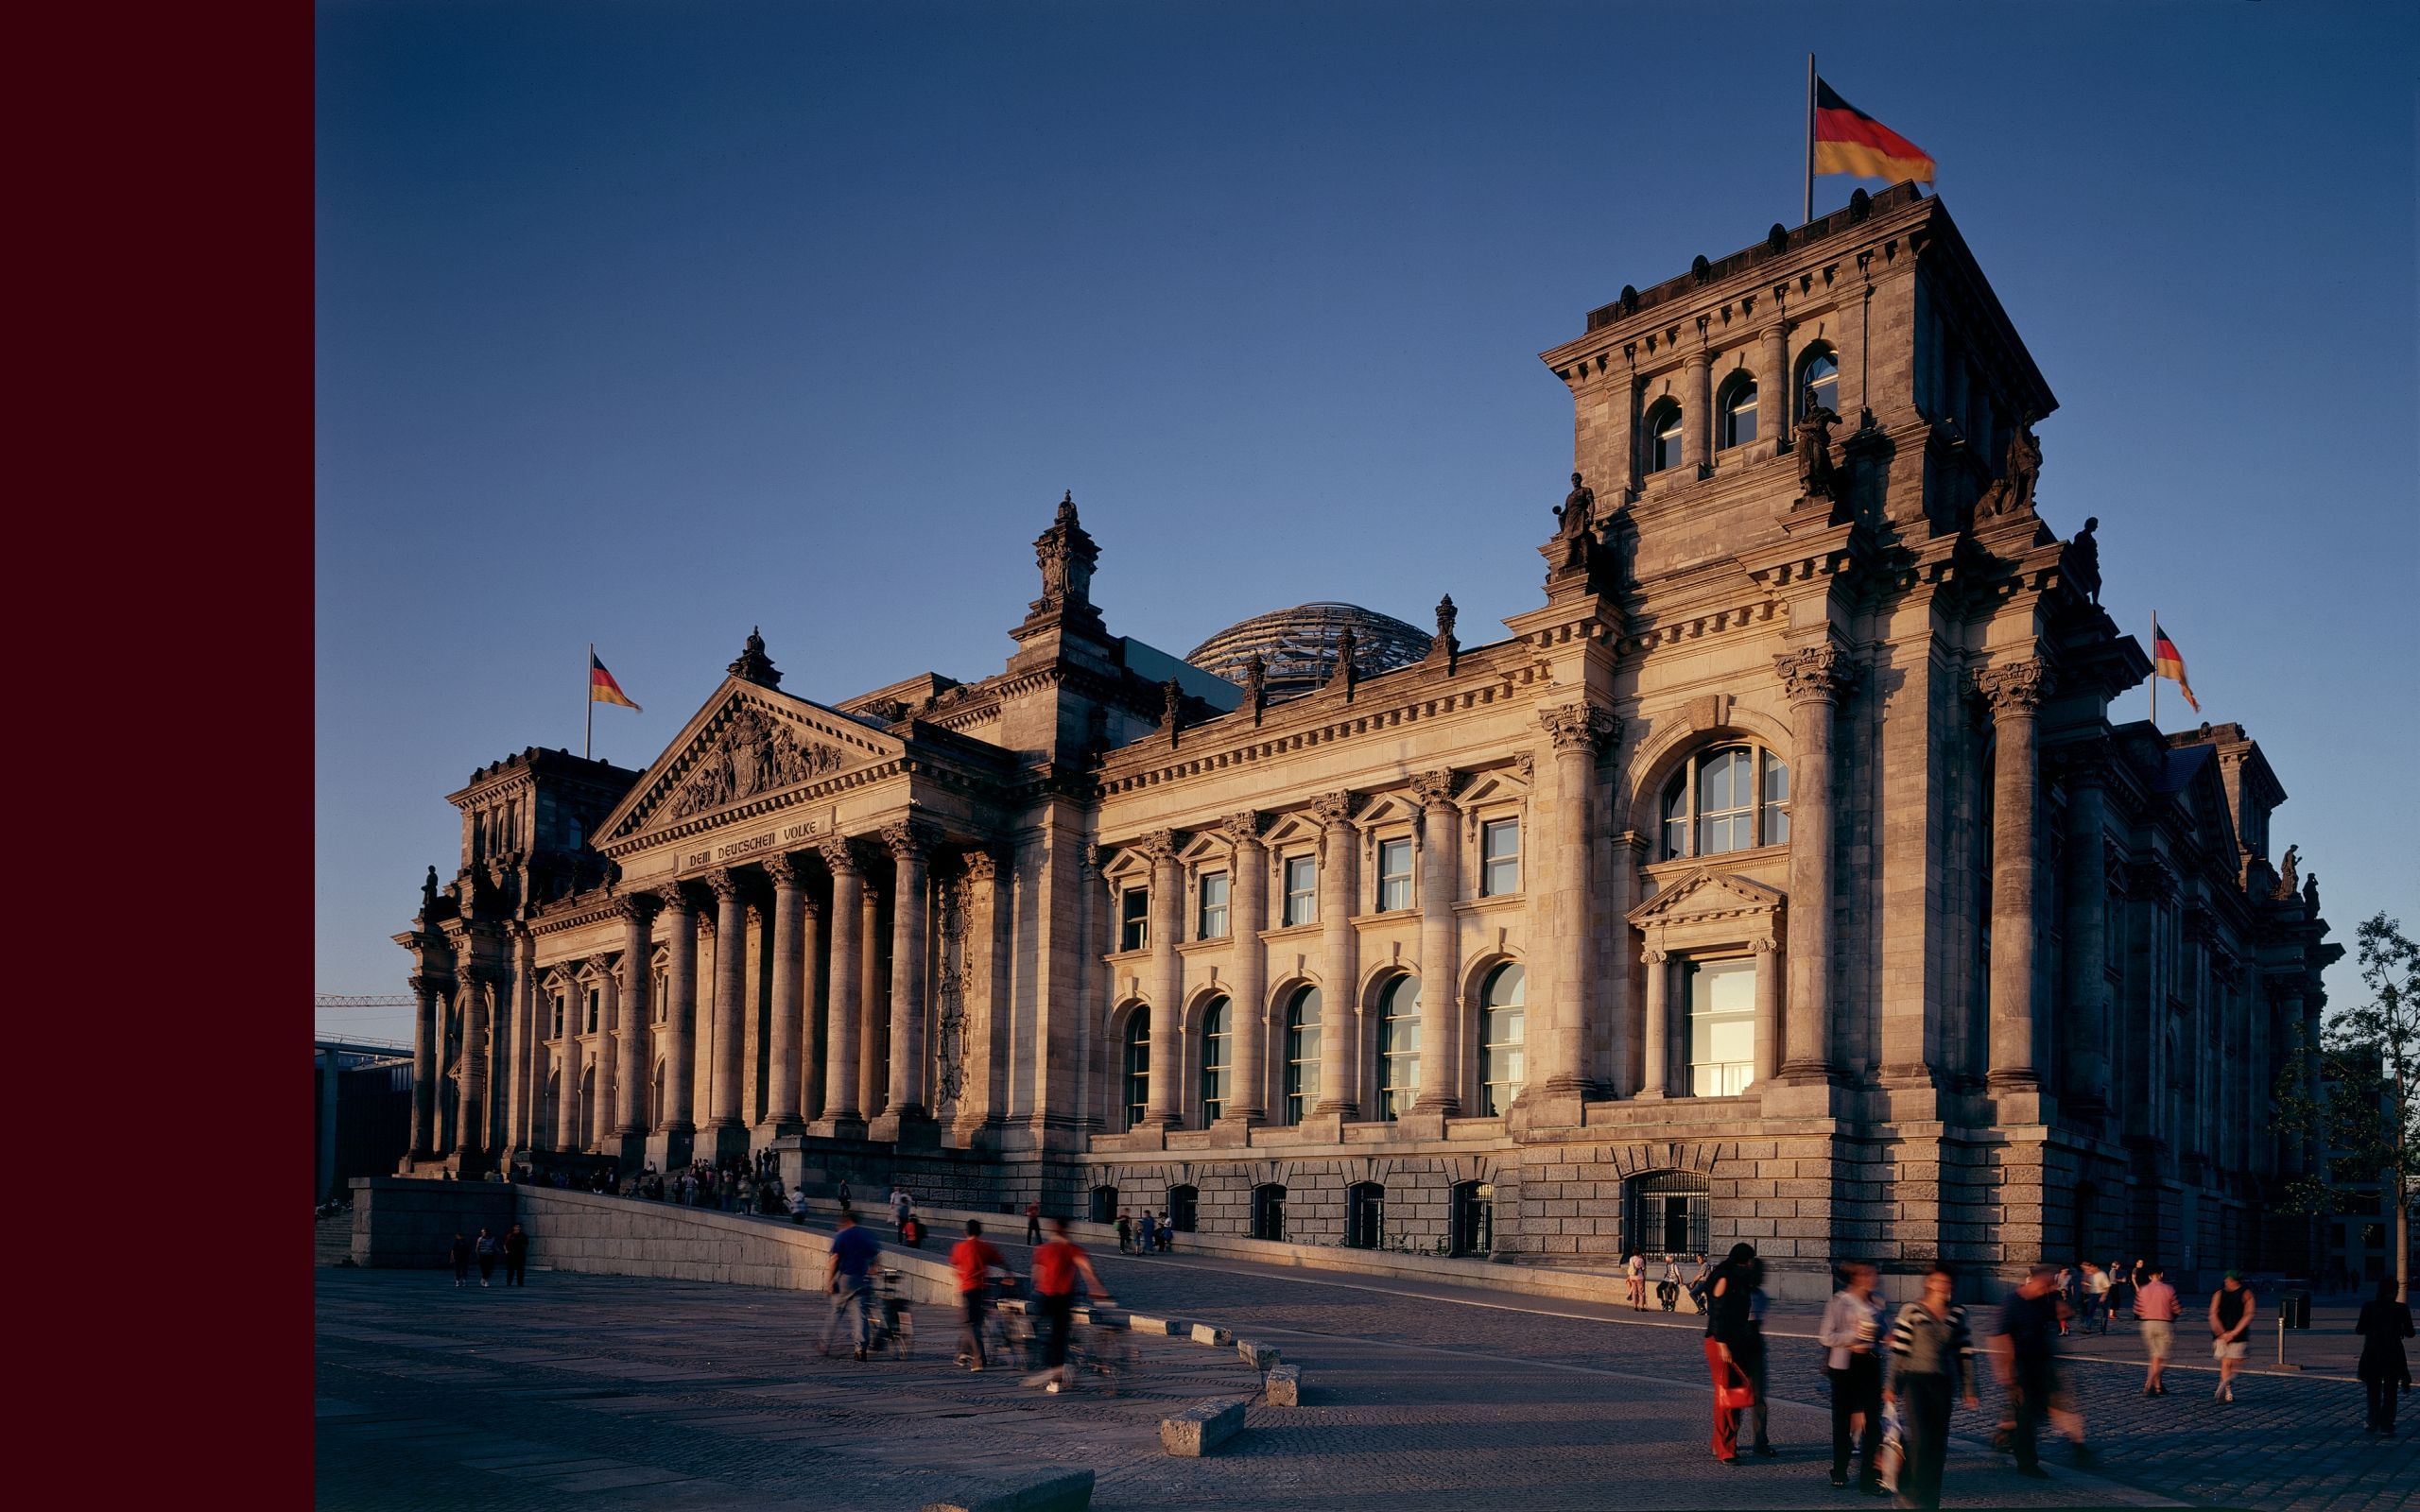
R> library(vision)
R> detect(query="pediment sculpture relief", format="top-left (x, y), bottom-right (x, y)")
top-left (666, 706), bottom-right (849, 819)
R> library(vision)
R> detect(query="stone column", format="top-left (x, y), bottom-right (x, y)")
top-left (505, 928), bottom-right (536, 1155)
top-left (858, 879), bottom-right (886, 1118)
top-left (407, 972), bottom-right (441, 1157)
top-left (1410, 770), bottom-right (1462, 1113)
top-left (818, 838), bottom-right (866, 1129)
top-left (659, 888), bottom-right (699, 1142)
top-left (800, 882), bottom-right (825, 1125)
top-left (1311, 791), bottom-right (1361, 1116)
top-left (1609, 369), bottom-right (1638, 499)
top-left (456, 976), bottom-right (491, 1162)
top-left (1752, 936), bottom-right (1782, 1086)
top-left (1640, 948), bottom-right (1670, 1097)
top-left (1775, 645), bottom-right (1851, 1080)
top-left (1684, 347), bottom-right (1712, 474)
top-left (1977, 660), bottom-right (2050, 1090)
top-left (705, 868), bottom-right (750, 1150)
top-left (1759, 321), bottom-right (1790, 462)
top-left (1539, 704), bottom-right (1616, 1097)
top-left (1140, 830), bottom-right (1186, 1127)
top-left (764, 855), bottom-right (808, 1135)
top-left (554, 976), bottom-right (583, 1152)
top-left (592, 969), bottom-right (619, 1152)
top-left (2060, 740), bottom-right (2114, 1115)
top-left (1610, 831), bottom-right (1648, 1094)
top-left (1221, 812), bottom-right (1269, 1123)
top-left (879, 820), bottom-right (938, 1126)
top-left (614, 894), bottom-right (657, 1157)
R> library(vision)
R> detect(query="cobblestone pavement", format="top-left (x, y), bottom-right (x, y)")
top-left (320, 1239), bottom-right (2413, 1512)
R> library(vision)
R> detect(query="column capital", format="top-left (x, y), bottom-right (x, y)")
top-left (1219, 810), bottom-right (1269, 850)
top-left (1408, 769), bottom-right (1461, 812)
top-left (614, 891), bottom-right (661, 925)
top-left (406, 972), bottom-right (450, 999)
top-left (1972, 659), bottom-right (2052, 716)
top-left (1307, 790), bottom-right (1360, 829)
top-left (1773, 644), bottom-right (1855, 705)
top-left (816, 833), bottom-right (865, 877)
top-left (1538, 702), bottom-right (1618, 757)
top-left (773, 850), bottom-right (815, 888)
top-left (878, 817), bottom-right (941, 863)
top-left (959, 847), bottom-right (1005, 883)
top-left (1131, 828), bottom-right (1184, 865)
top-left (702, 868), bottom-right (746, 902)
top-left (1642, 947), bottom-right (1669, 965)
top-left (1751, 935), bottom-right (1781, 954)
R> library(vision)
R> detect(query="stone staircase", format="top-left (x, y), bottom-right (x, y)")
top-left (315, 1211), bottom-right (355, 1266)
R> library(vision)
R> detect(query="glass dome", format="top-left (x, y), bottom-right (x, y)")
top-left (1185, 602), bottom-right (1431, 700)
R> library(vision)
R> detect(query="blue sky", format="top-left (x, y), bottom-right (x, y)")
top-left (317, 1), bottom-right (2418, 1043)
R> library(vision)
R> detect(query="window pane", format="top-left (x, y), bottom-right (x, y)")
top-left (1284, 856), bottom-right (1317, 925)
top-left (1377, 976), bottom-right (1420, 1119)
top-left (1683, 958), bottom-right (1756, 1098)
top-left (1378, 838), bottom-right (1413, 912)
top-left (1285, 988), bottom-right (1322, 1123)
top-left (1199, 872), bottom-right (1229, 938)
top-left (1121, 887), bottom-right (1150, 951)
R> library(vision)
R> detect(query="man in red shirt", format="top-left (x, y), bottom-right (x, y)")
top-left (1026, 1217), bottom-right (1115, 1393)
top-left (950, 1220), bottom-right (1009, 1370)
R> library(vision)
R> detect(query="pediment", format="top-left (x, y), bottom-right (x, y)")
top-left (1627, 868), bottom-right (1786, 927)
top-left (599, 681), bottom-right (901, 845)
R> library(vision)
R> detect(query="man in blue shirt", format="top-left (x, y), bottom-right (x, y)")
top-left (821, 1208), bottom-right (883, 1362)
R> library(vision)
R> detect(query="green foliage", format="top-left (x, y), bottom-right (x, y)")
top-left (2274, 912), bottom-right (2417, 1223)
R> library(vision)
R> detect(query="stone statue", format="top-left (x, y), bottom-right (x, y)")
top-left (1161, 678), bottom-right (1183, 729)
top-left (726, 627), bottom-right (781, 688)
top-left (1556, 472), bottom-right (1594, 538)
top-left (422, 865), bottom-right (440, 917)
top-left (2273, 844), bottom-right (2299, 902)
top-left (1243, 652), bottom-right (1267, 721)
top-left (1435, 593), bottom-right (1458, 644)
top-left (1328, 625), bottom-right (1358, 691)
top-left (1795, 405), bottom-right (1840, 499)
top-left (2002, 414), bottom-right (2042, 516)
top-left (2303, 872), bottom-right (2320, 911)
top-left (2072, 516), bottom-right (2100, 603)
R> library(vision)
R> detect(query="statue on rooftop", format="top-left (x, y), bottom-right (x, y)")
top-left (2303, 872), bottom-right (2320, 912)
top-left (422, 865), bottom-right (440, 918)
top-left (1243, 653), bottom-right (1267, 723)
top-left (2273, 844), bottom-right (2300, 902)
top-left (1553, 473), bottom-right (1597, 572)
top-left (2001, 414), bottom-right (2043, 516)
top-left (1795, 404), bottom-right (1840, 500)
top-left (1435, 593), bottom-right (1458, 644)
top-left (2071, 516), bottom-right (2101, 603)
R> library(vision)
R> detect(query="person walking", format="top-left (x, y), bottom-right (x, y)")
top-left (2355, 1275), bottom-right (2414, 1435)
top-left (838, 1177), bottom-right (852, 1210)
top-left (1742, 1268), bottom-right (1774, 1458)
top-left (1688, 1252), bottom-right (1715, 1313)
top-left (2208, 1271), bottom-right (2257, 1403)
top-left (449, 1231), bottom-right (472, 1289)
top-left (1883, 1263), bottom-right (1979, 1510)
top-left (1115, 1211), bottom-right (1133, 1254)
top-left (950, 1219), bottom-right (1010, 1371)
top-left (2134, 1263), bottom-right (2180, 1395)
top-left (2106, 1258), bottom-right (2135, 1331)
top-left (503, 1224), bottom-right (528, 1286)
top-left (821, 1208), bottom-right (882, 1362)
top-left (474, 1228), bottom-right (499, 1287)
top-left (1157, 1211), bottom-right (1175, 1253)
top-left (1659, 1254), bottom-right (1683, 1312)
top-left (1137, 1211), bottom-right (1157, 1258)
top-left (1819, 1260), bottom-right (1888, 1491)
top-left (1024, 1199), bottom-right (1041, 1246)
top-left (1025, 1217), bottom-right (1115, 1394)
top-left (1988, 1263), bottom-right (2091, 1479)
top-left (2083, 1262), bottom-right (2112, 1334)
top-left (1626, 1250), bottom-right (1648, 1312)
top-left (1701, 1242), bottom-right (1759, 1467)
top-left (890, 1185), bottom-right (913, 1243)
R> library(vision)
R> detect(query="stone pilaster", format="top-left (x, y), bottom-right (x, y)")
top-left (1977, 660), bottom-right (2049, 1092)
top-left (1538, 703), bottom-right (1616, 1098)
top-left (1410, 771), bottom-right (1461, 1113)
top-left (814, 837), bottom-right (866, 1134)
top-left (1139, 830), bottom-right (1186, 1127)
top-left (872, 819), bottom-right (939, 1139)
top-left (589, 965), bottom-right (619, 1152)
top-left (614, 894), bottom-right (658, 1163)
top-left (407, 971), bottom-right (442, 1158)
top-left (1684, 347), bottom-right (1713, 475)
top-left (1310, 791), bottom-right (1361, 1116)
top-left (703, 868), bottom-right (751, 1160)
top-left (1775, 644), bottom-right (1851, 1081)
top-left (763, 856), bottom-right (807, 1136)
top-left (1220, 812), bottom-right (1269, 1125)
top-left (1640, 948), bottom-right (1670, 1098)
top-left (455, 975), bottom-right (492, 1164)
top-left (1610, 831), bottom-right (1647, 1094)
top-left (1752, 934), bottom-right (1782, 1087)
top-left (1758, 321), bottom-right (1790, 463)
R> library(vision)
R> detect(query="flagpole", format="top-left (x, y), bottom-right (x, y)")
top-left (2148, 614), bottom-right (2156, 728)
top-left (586, 642), bottom-right (595, 761)
top-left (1804, 54), bottom-right (1816, 225)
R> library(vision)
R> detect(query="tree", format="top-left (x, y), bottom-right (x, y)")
top-left (2276, 912), bottom-right (2416, 1302)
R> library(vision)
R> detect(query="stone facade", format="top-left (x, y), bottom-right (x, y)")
top-left (397, 184), bottom-right (2339, 1298)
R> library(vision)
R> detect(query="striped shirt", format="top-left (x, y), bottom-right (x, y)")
top-left (1884, 1300), bottom-right (1975, 1396)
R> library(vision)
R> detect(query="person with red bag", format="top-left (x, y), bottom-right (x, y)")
top-left (1702, 1242), bottom-right (1761, 1465)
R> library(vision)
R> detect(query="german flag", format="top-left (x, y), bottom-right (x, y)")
top-left (590, 649), bottom-right (641, 711)
top-left (2151, 619), bottom-right (2199, 713)
top-left (1814, 79), bottom-right (1936, 185)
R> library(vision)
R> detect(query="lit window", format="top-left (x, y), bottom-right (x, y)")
top-left (1123, 1012), bottom-right (1150, 1129)
top-left (1645, 402), bottom-right (1684, 473)
top-left (1120, 886), bottom-right (1150, 952)
top-left (1377, 837), bottom-right (1413, 912)
top-left (1719, 377), bottom-right (1757, 450)
top-left (1283, 855), bottom-right (1318, 926)
top-left (1684, 957), bottom-right (1756, 1097)
top-left (1659, 745), bottom-right (1791, 860)
top-left (1481, 819), bottom-right (1520, 896)
top-left (1796, 348), bottom-right (1839, 420)
top-left (1198, 872), bottom-right (1229, 939)
top-left (1478, 963), bottom-right (1526, 1116)
top-left (1200, 997), bottom-right (1230, 1123)
top-left (1376, 975), bottom-right (1421, 1120)
top-left (1284, 987), bottom-right (1322, 1123)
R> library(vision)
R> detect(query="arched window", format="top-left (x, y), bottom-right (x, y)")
top-left (1478, 963), bottom-right (1527, 1116)
top-left (1451, 1179), bottom-right (1495, 1256)
top-left (1643, 400), bottom-right (1684, 474)
top-left (1283, 987), bottom-right (1322, 1124)
top-left (1718, 375), bottom-right (1757, 450)
top-left (1122, 1011), bottom-right (1150, 1130)
top-left (1088, 1184), bottom-right (1118, 1224)
top-left (1796, 346), bottom-right (1839, 420)
top-left (1167, 1184), bottom-right (1199, 1232)
top-left (1199, 996), bottom-right (1231, 1124)
top-left (1659, 744), bottom-right (1791, 860)
top-left (1375, 975), bottom-right (1421, 1120)
top-left (1346, 1181), bottom-right (1385, 1248)
top-left (1252, 1182), bottom-right (1288, 1242)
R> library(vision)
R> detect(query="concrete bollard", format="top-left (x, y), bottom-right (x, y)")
top-left (1126, 1314), bottom-right (1182, 1335)
top-left (1159, 1399), bottom-right (1247, 1457)
top-left (1236, 1339), bottom-right (1280, 1370)
top-left (1265, 1364), bottom-right (1302, 1406)
top-left (1189, 1322), bottom-right (1232, 1347)
top-left (921, 1467), bottom-right (1095, 1512)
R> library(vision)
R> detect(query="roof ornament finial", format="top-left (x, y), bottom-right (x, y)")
top-left (1023, 488), bottom-right (1104, 638)
top-left (727, 626), bottom-right (782, 689)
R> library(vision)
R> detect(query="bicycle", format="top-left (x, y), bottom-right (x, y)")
top-left (868, 1267), bottom-right (915, 1360)
top-left (1069, 1306), bottom-right (1135, 1395)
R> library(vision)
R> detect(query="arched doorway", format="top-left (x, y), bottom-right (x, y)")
top-left (1346, 1181), bottom-right (1385, 1249)
top-left (1252, 1183), bottom-right (1287, 1242)
top-left (1451, 1179), bottom-right (1495, 1257)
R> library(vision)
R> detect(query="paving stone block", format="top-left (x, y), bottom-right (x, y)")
top-left (1236, 1340), bottom-right (1280, 1369)
top-left (922, 1467), bottom-right (1095, 1512)
top-left (1158, 1398), bottom-right (1246, 1456)
top-left (1189, 1323), bottom-right (1232, 1347)
top-left (1264, 1364), bottom-right (1303, 1406)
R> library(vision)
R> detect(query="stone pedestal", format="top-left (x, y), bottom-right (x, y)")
top-left (868, 1108), bottom-right (941, 1146)
top-left (808, 1114), bottom-right (869, 1142)
top-left (644, 1126), bottom-right (695, 1174)
top-left (703, 1123), bottom-right (752, 1166)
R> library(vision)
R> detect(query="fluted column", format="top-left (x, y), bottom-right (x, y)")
top-left (505, 929), bottom-right (536, 1154)
top-left (764, 856), bottom-right (807, 1134)
top-left (881, 820), bottom-right (938, 1122)
top-left (1140, 830), bottom-right (1186, 1126)
top-left (1222, 813), bottom-right (1269, 1123)
top-left (1539, 704), bottom-right (1616, 1096)
top-left (1684, 347), bottom-right (1712, 474)
top-left (1775, 645), bottom-right (1851, 1080)
top-left (456, 976), bottom-right (491, 1160)
top-left (1311, 791), bottom-right (1361, 1116)
top-left (1978, 659), bottom-right (2050, 1089)
top-left (1759, 321), bottom-right (1790, 461)
top-left (614, 895), bottom-right (657, 1150)
top-left (2060, 740), bottom-right (2114, 1114)
top-left (407, 972), bottom-right (441, 1157)
top-left (659, 888), bottom-right (699, 1140)
top-left (1411, 771), bottom-right (1461, 1113)
top-left (1641, 948), bottom-right (1670, 1097)
top-left (818, 838), bottom-right (866, 1127)
top-left (705, 868), bottom-right (749, 1131)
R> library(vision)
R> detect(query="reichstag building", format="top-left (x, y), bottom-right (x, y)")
top-left (396, 184), bottom-right (2338, 1296)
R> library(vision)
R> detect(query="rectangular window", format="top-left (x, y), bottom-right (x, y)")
top-left (652, 974), bottom-right (666, 1023)
top-left (550, 994), bottom-right (564, 1037)
top-left (1119, 886), bottom-right (1150, 952)
top-left (1377, 837), bottom-right (1413, 912)
top-left (1683, 957), bottom-right (1756, 1097)
top-left (1481, 819), bottom-right (1521, 896)
top-left (585, 988), bottom-right (600, 1035)
top-left (1198, 872), bottom-right (1229, 939)
top-left (1282, 855), bottom-right (1317, 926)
